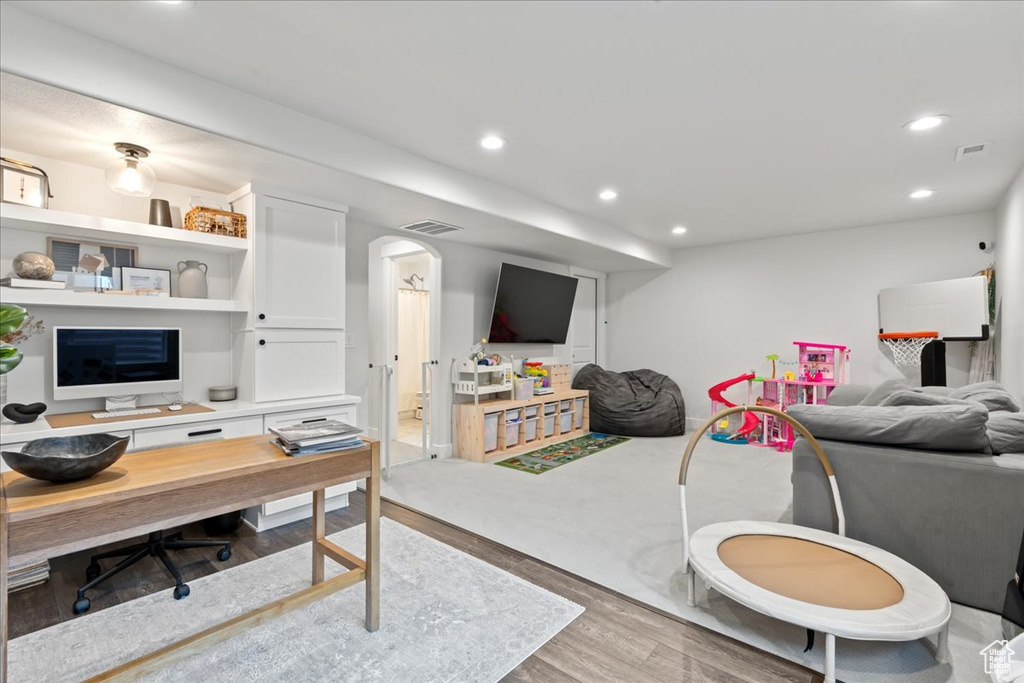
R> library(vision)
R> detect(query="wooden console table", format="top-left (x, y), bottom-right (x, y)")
top-left (0, 434), bottom-right (380, 682)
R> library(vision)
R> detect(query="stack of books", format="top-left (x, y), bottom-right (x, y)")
top-left (269, 419), bottom-right (363, 456)
top-left (0, 277), bottom-right (66, 289)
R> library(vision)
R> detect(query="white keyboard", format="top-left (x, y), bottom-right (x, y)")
top-left (91, 407), bottom-right (162, 419)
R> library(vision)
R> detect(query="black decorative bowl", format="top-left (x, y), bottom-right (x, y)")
top-left (2, 434), bottom-right (131, 483)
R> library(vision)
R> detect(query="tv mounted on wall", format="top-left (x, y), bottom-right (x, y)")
top-left (487, 264), bottom-right (578, 344)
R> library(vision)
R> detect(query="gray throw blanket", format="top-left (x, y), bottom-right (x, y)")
top-left (572, 364), bottom-right (686, 437)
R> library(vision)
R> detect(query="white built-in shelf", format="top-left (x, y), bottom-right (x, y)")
top-left (0, 288), bottom-right (249, 313)
top-left (0, 204), bottom-right (249, 254)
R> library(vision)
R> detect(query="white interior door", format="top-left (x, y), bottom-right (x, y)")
top-left (571, 275), bottom-right (598, 376)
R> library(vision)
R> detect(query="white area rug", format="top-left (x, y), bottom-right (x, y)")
top-left (382, 436), bottom-right (1001, 683)
top-left (8, 519), bottom-right (583, 682)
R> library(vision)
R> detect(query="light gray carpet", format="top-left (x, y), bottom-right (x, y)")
top-left (382, 436), bottom-right (1001, 683)
top-left (9, 519), bottom-right (583, 683)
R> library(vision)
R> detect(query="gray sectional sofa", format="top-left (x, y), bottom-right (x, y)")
top-left (790, 381), bottom-right (1024, 613)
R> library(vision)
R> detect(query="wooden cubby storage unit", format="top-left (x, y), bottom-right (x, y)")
top-left (455, 389), bottom-right (589, 463)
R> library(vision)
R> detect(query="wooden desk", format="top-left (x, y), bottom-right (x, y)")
top-left (0, 434), bottom-right (380, 682)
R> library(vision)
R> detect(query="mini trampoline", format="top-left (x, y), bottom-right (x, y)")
top-left (680, 406), bottom-right (951, 683)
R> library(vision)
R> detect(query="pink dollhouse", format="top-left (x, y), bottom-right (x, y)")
top-left (759, 341), bottom-right (850, 451)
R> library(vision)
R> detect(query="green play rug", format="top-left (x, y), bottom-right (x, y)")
top-left (495, 433), bottom-right (630, 474)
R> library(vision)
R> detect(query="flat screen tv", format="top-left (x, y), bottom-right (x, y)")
top-left (53, 327), bottom-right (183, 400)
top-left (487, 264), bottom-right (578, 344)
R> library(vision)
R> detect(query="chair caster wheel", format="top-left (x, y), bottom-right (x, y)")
top-left (217, 548), bottom-right (231, 562)
top-left (86, 563), bottom-right (101, 581)
top-left (73, 598), bottom-right (91, 615)
top-left (173, 584), bottom-right (190, 600)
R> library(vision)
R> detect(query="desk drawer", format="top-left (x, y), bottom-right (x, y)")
top-left (132, 417), bottom-right (263, 451)
top-left (263, 404), bottom-right (358, 432)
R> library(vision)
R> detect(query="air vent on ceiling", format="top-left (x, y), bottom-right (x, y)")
top-left (400, 219), bottom-right (463, 236)
top-left (955, 142), bottom-right (991, 162)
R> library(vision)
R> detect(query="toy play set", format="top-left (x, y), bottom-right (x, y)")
top-left (708, 341), bottom-right (850, 451)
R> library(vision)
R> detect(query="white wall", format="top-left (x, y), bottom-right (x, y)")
top-left (346, 221), bottom-right (583, 451)
top-left (995, 165), bottom-right (1024, 403)
top-left (1, 149), bottom-right (235, 413)
top-left (607, 212), bottom-right (996, 422)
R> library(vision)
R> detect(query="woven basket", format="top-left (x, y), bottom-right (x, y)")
top-left (184, 207), bottom-right (247, 239)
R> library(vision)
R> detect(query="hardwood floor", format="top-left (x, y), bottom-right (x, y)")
top-left (8, 492), bottom-right (819, 682)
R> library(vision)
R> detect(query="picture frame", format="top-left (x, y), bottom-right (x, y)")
top-left (47, 237), bottom-right (137, 292)
top-left (117, 266), bottom-right (172, 296)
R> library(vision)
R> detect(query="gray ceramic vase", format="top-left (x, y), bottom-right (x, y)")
top-left (2, 434), bottom-right (131, 482)
top-left (177, 260), bottom-right (208, 298)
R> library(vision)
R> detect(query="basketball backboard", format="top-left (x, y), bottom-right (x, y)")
top-left (878, 275), bottom-right (989, 341)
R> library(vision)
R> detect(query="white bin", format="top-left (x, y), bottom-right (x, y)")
top-left (484, 413), bottom-right (500, 452)
top-left (544, 414), bottom-right (555, 437)
top-left (560, 400), bottom-right (573, 413)
top-left (505, 408), bottom-right (522, 422)
top-left (505, 421), bottom-right (520, 447)
top-left (574, 398), bottom-right (586, 429)
top-left (513, 377), bottom-right (534, 400)
top-left (544, 403), bottom-right (558, 416)
top-left (560, 412), bottom-right (574, 432)
top-left (524, 405), bottom-right (540, 419)
top-left (524, 417), bottom-right (539, 441)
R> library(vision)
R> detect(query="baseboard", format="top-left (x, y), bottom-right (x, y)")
top-left (686, 417), bottom-right (707, 432)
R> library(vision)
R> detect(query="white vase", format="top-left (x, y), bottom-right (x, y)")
top-left (177, 260), bottom-right (208, 299)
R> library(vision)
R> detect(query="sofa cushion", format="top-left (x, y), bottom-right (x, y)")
top-left (878, 390), bottom-right (973, 408)
top-left (857, 379), bottom-right (912, 406)
top-left (988, 411), bottom-right (1024, 455)
top-left (786, 403), bottom-right (990, 452)
top-left (825, 384), bottom-right (874, 406)
top-left (949, 380), bottom-right (1021, 413)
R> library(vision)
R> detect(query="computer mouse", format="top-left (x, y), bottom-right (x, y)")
top-left (168, 404), bottom-right (183, 411)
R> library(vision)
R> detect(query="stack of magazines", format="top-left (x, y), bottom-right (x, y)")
top-left (269, 419), bottom-right (363, 456)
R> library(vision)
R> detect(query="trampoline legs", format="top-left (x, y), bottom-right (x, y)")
top-left (936, 625), bottom-right (950, 664)
top-left (686, 568), bottom-right (696, 607)
top-left (824, 633), bottom-right (836, 683)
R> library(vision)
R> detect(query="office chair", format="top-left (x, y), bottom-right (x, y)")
top-left (72, 529), bottom-right (232, 614)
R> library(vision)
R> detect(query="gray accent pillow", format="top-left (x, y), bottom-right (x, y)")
top-left (786, 403), bottom-right (990, 452)
top-left (950, 381), bottom-right (1021, 413)
top-left (825, 384), bottom-right (874, 407)
top-left (879, 390), bottom-right (973, 408)
top-left (988, 412), bottom-right (1024, 454)
top-left (858, 379), bottom-right (912, 406)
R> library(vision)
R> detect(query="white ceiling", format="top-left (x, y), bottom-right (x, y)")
top-left (4, 0), bottom-right (1024, 248)
top-left (0, 73), bottom-right (665, 272)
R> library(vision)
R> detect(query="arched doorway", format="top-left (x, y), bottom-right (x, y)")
top-left (368, 236), bottom-right (442, 477)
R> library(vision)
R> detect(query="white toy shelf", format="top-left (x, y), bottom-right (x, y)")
top-left (452, 358), bottom-right (513, 404)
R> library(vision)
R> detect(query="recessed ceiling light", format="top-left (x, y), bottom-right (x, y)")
top-left (904, 115), bottom-right (949, 132)
top-left (909, 189), bottom-right (935, 199)
top-left (480, 135), bottom-right (506, 150)
top-left (599, 189), bottom-right (618, 201)
top-left (672, 226), bottom-right (687, 235)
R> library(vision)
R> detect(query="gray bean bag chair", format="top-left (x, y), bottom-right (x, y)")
top-left (572, 364), bottom-right (686, 437)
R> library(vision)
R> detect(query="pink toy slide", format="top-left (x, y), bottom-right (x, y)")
top-left (708, 372), bottom-right (761, 440)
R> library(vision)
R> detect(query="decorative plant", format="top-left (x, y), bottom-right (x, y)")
top-left (1, 304), bottom-right (44, 375)
top-left (765, 353), bottom-right (780, 379)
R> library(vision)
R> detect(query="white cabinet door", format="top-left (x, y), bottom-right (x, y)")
top-left (254, 329), bottom-right (346, 402)
top-left (254, 196), bottom-right (346, 329)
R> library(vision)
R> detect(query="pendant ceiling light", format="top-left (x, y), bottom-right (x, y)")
top-left (105, 142), bottom-right (157, 197)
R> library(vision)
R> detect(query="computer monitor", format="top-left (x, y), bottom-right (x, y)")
top-left (53, 327), bottom-right (183, 401)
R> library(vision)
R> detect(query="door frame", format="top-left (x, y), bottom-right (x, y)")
top-left (569, 266), bottom-right (607, 371)
top-left (368, 237), bottom-right (443, 467)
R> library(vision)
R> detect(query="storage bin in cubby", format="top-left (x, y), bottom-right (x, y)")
top-left (544, 414), bottom-right (555, 436)
top-left (524, 417), bottom-right (539, 441)
top-left (505, 421), bottom-right (520, 447)
top-left (559, 412), bottom-right (574, 432)
top-left (484, 413), bottom-right (500, 452)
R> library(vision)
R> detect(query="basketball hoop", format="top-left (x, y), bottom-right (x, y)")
top-left (878, 331), bottom-right (939, 367)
